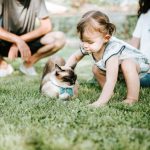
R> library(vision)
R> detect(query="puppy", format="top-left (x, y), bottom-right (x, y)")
top-left (40, 56), bottom-right (78, 100)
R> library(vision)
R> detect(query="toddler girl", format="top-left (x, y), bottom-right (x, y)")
top-left (65, 10), bottom-right (150, 107)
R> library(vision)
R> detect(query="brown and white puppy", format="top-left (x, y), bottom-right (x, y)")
top-left (40, 56), bottom-right (78, 100)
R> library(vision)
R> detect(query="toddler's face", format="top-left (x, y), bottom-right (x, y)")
top-left (81, 31), bottom-right (106, 54)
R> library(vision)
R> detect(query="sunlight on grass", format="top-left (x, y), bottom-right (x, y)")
top-left (0, 46), bottom-right (150, 150)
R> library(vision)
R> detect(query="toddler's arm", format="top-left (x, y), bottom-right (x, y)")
top-left (65, 50), bottom-right (85, 69)
top-left (91, 56), bottom-right (119, 107)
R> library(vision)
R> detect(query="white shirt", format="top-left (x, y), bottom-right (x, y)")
top-left (133, 10), bottom-right (150, 60)
top-left (96, 37), bottom-right (150, 76)
top-left (80, 37), bottom-right (150, 77)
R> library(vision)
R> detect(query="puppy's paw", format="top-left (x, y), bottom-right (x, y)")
top-left (59, 93), bottom-right (70, 100)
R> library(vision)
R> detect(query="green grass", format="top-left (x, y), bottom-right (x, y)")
top-left (0, 46), bottom-right (150, 150)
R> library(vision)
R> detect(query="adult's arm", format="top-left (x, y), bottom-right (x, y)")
top-left (0, 27), bottom-right (22, 44)
top-left (0, 27), bottom-right (31, 60)
top-left (20, 17), bottom-right (52, 42)
top-left (130, 14), bottom-right (143, 49)
top-left (130, 37), bottom-right (140, 49)
top-left (0, 17), bottom-right (52, 59)
top-left (0, 17), bottom-right (51, 44)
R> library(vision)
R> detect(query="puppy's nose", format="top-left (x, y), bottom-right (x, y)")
top-left (71, 75), bottom-right (77, 85)
top-left (74, 74), bottom-right (77, 81)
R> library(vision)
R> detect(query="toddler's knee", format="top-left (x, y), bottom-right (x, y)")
top-left (92, 65), bottom-right (101, 75)
top-left (121, 61), bottom-right (128, 72)
top-left (121, 60), bottom-right (136, 73)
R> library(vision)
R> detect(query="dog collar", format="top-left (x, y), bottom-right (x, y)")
top-left (60, 87), bottom-right (74, 96)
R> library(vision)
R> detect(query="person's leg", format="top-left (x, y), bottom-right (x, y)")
top-left (92, 64), bottom-right (106, 88)
top-left (24, 31), bottom-right (66, 68)
top-left (0, 42), bottom-right (10, 68)
top-left (0, 42), bottom-right (14, 77)
top-left (0, 56), bottom-right (8, 69)
top-left (121, 59), bottom-right (140, 104)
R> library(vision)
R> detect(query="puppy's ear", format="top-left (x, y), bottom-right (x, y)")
top-left (55, 70), bottom-right (59, 76)
top-left (55, 64), bottom-right (63, 71)
top-left (70, 64), bottom-right (76, 70)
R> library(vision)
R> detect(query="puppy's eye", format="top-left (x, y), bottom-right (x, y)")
top-left (61, 69), bottom-right (66, 72)
top-left (58, 69), bottom-right (65, 73)
top-left (63, 76), bottom-right (69, 80)
top-left (55, 71), bottom-right (59, 76)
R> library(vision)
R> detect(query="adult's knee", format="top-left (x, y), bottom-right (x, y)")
top-left (54, 31), bottom-right (65, 40)
top-left (41, 31), bottom-right (66, 48)
top-left (53, 31), bottom-right (66, 48)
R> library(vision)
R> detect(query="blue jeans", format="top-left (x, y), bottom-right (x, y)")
top-left (140, 73), bottom-right (150, 87)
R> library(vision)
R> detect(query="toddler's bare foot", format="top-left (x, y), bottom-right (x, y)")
top-left (122, 98), bottom-right (138, 105)
top-left (88, 101), bottom-right (106, 108)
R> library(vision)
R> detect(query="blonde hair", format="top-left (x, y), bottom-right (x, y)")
top-left (77, 10), bottom-right (116, 39)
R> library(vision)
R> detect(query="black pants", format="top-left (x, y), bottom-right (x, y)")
top-left (0, 38), bottom-right (43, 57)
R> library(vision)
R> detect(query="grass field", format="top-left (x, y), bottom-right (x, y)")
top-left (0, 46), bottom-right (150, 150)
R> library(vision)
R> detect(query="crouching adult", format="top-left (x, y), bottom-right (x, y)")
top-left (0, 0), bottom-right (65, 77)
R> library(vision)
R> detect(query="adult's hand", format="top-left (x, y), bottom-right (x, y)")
top-left (8, 44), bottom-right (19, 60)
top-left (16, 38), bottom-right (31, 61)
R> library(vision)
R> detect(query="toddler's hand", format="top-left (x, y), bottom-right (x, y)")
top-left (88, 100), bottom-right (106, 108)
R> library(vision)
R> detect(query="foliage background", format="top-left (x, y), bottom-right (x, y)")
top-left (48, 0), bottom-right (138, 39)
top-left (1, 1), bottom-right (149, 150)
